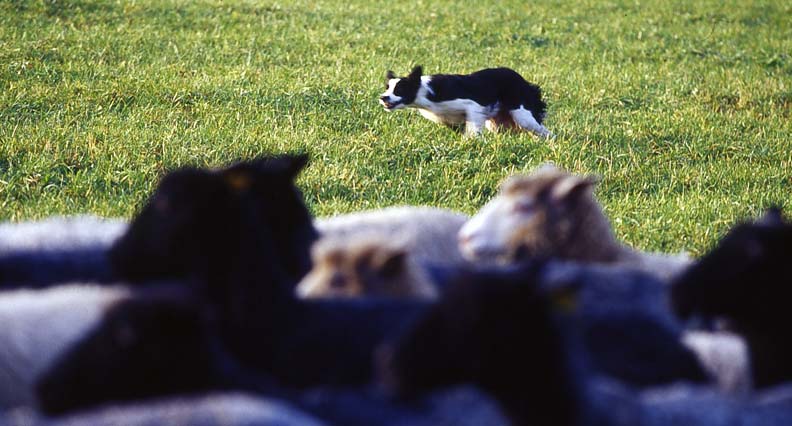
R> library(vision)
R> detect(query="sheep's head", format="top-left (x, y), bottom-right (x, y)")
top-left (671, 208), bottom-right (792, 329)
top-left (110, 154), bottom-right (317, 288)
top-left (37, 296), bottom-right (221, 415)
top-left (381, 263), bottom-right (578, 426)
top-left (458, 164), bottom-right (602, 263)
top-left (297, 236), bottom-right (429, 299)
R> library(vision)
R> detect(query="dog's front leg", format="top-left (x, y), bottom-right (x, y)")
top-left (510, 107), bottom-right (553, 138)
top-left (464, 107), bottom-right (487, 136)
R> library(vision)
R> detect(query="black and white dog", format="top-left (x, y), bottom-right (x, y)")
top-left (379, 66), bottom-right (552, 138)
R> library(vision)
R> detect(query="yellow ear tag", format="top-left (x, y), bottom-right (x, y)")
top-left (225, 171), bottom-right (252, 192)
top-left (551, 289), bottom-right (579, 313)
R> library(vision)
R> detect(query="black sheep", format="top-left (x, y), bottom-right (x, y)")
top-left (36, 154), bottom-right (428, 415)
top-left (384, 263), bottom-right (582, 426)
top-left (409, 261), bottom-right (708, 389)
top-left (538, 261), bottom-right (708, 387)
top-left (386, 263), bottom-right (792, 426)
top-left (672, 208), bottom-right (792, 388)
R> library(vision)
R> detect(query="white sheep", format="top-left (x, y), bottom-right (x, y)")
top-left (315, 206), bottom-right (469, 268)
top-left (3, 387), bottom-right (508, 426)
top-left (296, 233), bottom-right (437, 299)
top-left (0, 216), bottom-right (128, 287)
top-left (458, 164), bottom-right (690, 281)
top-left (0, 207), bottom-right (466, 267)
top-left (0, 207), bottom-right (467, 287)
top-left (5, 392), bottom-right (325, 426)
top-left (0, 216), bottom-right (127, 255)
top-left (0, 283), bottom-right (130, 408)
top-left (682, 331), bottom-right (752, 395)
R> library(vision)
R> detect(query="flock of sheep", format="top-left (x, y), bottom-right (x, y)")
top-left (0, 154), bottom-right (790, 425)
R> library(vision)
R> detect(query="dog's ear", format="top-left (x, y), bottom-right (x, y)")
top-left (386, 70), bottom-right (396, 80)
top-left (408, 66), bottom-right (423, 80)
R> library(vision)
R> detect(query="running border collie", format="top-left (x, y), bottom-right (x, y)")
top-left (379, 66), bottom-right (552, 138)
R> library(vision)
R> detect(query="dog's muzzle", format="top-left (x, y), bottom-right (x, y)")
top-left (379, 96), bottom-right (400, 110)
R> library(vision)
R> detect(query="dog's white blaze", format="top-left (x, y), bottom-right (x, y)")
top-left (510, 107), bottom-right (553, 138)
top-left (379, 78), bottom-right (403, 107)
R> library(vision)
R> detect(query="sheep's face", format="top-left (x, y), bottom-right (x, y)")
top-left (671, 209), bottom-right (792, 328)
top-left (110, 154), bottom-right (317, 286)
top-left (458, 165), bottom-right (597, 263)
top-left (297, 239), bottom-right (411, 299)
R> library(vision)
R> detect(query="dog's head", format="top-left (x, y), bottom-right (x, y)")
top-left (379, 66), bottom-right (423, 111)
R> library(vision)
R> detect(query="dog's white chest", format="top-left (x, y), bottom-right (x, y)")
top-left (418, 108), bottom-right (465, 125)
top-left (416, 99), bottom-right (485, 125)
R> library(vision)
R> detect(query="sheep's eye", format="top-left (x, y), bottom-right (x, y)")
top-left (512, 200), bottom-right (535, 214)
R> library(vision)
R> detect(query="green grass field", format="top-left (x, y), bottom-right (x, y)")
top-left (1, 0), bottom-right (790, 255)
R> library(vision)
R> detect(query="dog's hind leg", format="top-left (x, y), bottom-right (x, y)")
top-left (486, 108), bottom-right (519, 133)
top-left (510, 107), bottom-right (553, 138)
top-left (464, 106), bottom-right (488, 136)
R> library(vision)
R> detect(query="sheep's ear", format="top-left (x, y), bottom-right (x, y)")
top-left (757, 207), bottom-right (785, 226)
top-left (223, 153), bottom-right (309, 188)
top-left (386, 70), bottom-right (396, 80)
top-left (408, 65), bottom-right (423, 79)
top-left (281, 153), bottom-right (310, 180)
top-left (550, 175), bottom-right (598, 203)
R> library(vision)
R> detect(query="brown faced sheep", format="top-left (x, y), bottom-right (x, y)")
top-left (458, 164), bottom-right (690, 281)
top-left (296, 234), bottom-right (437, 299)
top-left (315, 206), bottom-right (469, 268)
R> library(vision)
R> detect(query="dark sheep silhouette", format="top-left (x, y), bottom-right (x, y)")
top-left (390, 260), bottom-right (707, 391)
top-left (0, 156), bottom-right (319, 410)
top-left (385, 263), bottom-right (580, 426)
top-left (538, 261), bottom-right (708, 387)
top-left (36, 154), bottom-right (429, 416)
top-left (672, 208), bottom-right (792, 389)
top-left (386, 262), bottom-right (792, 426)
